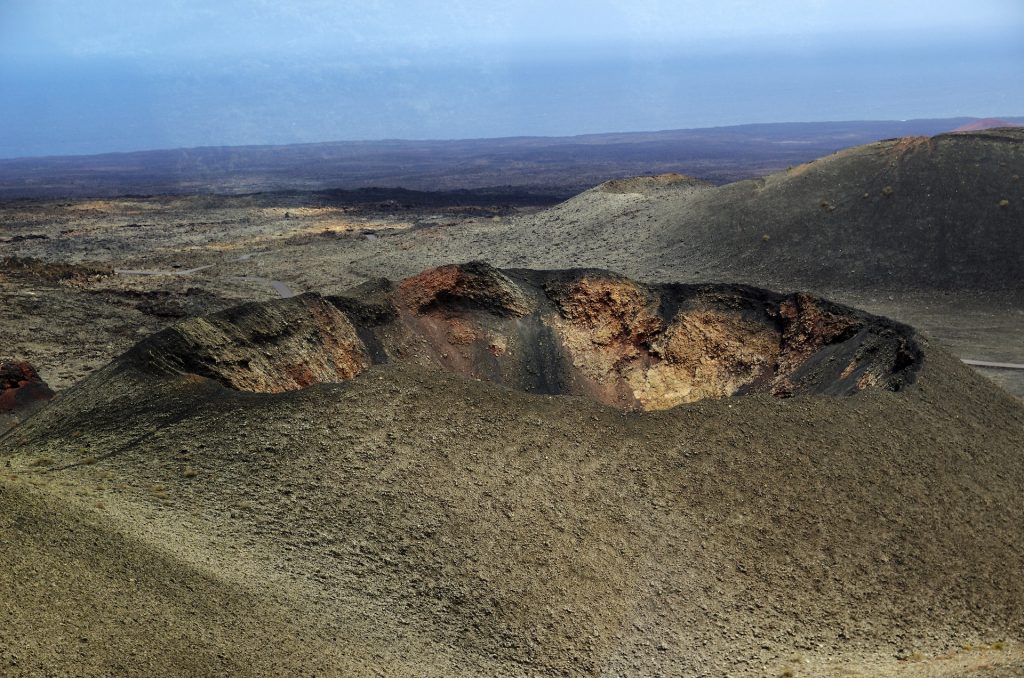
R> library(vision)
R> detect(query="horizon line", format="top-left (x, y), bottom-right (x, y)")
top-left (3, 115), bottom-right (1022, 163)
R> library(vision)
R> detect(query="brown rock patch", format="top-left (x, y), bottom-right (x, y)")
top-left (0, 360), bottom-right (55, 413)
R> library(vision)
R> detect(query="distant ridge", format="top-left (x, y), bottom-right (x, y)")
top-left (1, 117), bottom-right (1022, 200)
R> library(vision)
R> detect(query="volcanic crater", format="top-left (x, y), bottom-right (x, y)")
top-left (129, 263), bottom-right (921, 410)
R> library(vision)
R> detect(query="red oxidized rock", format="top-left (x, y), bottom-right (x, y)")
top-left (0, 360), bottom-right (55, 413)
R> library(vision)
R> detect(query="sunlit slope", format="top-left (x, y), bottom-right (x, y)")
top-left (386, 129), bottom-right (1024, 294)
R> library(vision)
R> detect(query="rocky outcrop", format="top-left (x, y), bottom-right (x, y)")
top-left (536, 274), bottom-right (919, 409)
top-left (398, 262), bottom-right (532, 317)
top-left (114, 264), bottom-right (922, 409)
top-left (131, 294), bottom-right (369, 393)
top-left (0, 360), bottom-right (54, 413)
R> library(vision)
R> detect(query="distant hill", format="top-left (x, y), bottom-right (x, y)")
top-left (1, 117), bottom-right (1021, 200)
top-left (350, 128), bottom-right (1024, 295)
top-left (952, 118), bottom-right (1015, 131)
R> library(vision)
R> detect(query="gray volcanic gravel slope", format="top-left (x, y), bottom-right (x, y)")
top-left (344, 129), bottom-right (1023, 295)
top-left (3, 274), bottom-right (1024, 676)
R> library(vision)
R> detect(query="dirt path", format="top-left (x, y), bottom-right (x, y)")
top-left (962, 359), bottom-right (1024, 370)
top-left (116, 264), bottom-right (298, 298)
top-left (114, 265), bottom-right (215, 276)
top-left (229, 275), bottom-right (298, 298)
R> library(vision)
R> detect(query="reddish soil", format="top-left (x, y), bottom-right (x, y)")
top-left (0, 360), bottom-right (54, 413)
top-left (952, 118), bottom-right (1015, 132)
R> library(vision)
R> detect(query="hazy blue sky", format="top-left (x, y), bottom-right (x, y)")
top-left (1, 0), bottom-right (1022, 157)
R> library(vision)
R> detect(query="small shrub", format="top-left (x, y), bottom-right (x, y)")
top-left (182, 466), bottom-right (198, 478)
top-left (881, 185), bottom-right (895, 197)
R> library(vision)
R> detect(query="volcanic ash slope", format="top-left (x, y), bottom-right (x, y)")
top-left (353, 129), bottom-right (1024, 296)
top-left (3, 264), bottom-right (1024, 676)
